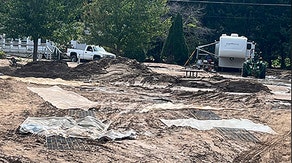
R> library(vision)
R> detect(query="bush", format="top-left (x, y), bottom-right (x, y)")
top-left (0, 51), bottom-right (6, 59)
top-left (124, 50), bottom-right (146, 62)
top-left (272, 57), bottom-right (291, 69)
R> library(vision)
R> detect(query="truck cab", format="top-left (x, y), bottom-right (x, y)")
top-left (83, 45), bottom-right (95, 60)
top-left (66, 44), bottom-right (116, 62)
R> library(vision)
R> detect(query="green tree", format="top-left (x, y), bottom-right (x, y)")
top-left (0, 0), bottom-right (9, 33)
top-left (161, 13), bottom-right (189, 65)
top-left (168, 2), bottom-right (211, 54)
top-left (2, 0), bottom-right (84, 61)
top-left (251, 6), bottom-right (291, 69)
top-left (84, 0), bottom-right (170, 60)
top-left (51, 0), bottom-right (86, 45)
top-left (145, 2), bottom-right (209, 63)
top-left (4, 0), bottom-right (54, 61)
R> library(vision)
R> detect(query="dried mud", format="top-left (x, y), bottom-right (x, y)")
top-left (7, 57), bottom-right (271, 93)
top-left (0, 58), bottom-right (290, 162)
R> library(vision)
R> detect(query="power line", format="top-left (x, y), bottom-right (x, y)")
top-left (168, 0), bottom-right (292, 7)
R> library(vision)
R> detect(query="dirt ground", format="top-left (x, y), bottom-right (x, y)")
top-left (0, 57), bottom-right (290, 163)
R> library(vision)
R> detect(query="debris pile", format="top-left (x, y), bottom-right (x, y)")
top-left (11, 57), bottom-right (156, 81)
top-left (14, 60), bottom-right (70, 78)
top-left (217, 80), bottom-right (270, 93)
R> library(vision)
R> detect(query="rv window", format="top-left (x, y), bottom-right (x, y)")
top-left (247, 44), bottom-right (251, 50)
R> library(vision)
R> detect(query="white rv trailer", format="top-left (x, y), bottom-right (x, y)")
top-left (195, 33), bottom-right (256, 69)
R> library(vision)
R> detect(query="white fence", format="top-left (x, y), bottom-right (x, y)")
top-left (0, 34), bottom-right (60, 59)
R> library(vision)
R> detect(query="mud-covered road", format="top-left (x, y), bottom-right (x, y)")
top-left (0, 57), bottom-right (290, 162)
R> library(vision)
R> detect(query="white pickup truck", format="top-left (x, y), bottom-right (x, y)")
top-left (66, 45), bottom-right (116, 62)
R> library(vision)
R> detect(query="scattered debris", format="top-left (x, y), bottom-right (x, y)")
top-left (19, 116), bottom-right (136, 142)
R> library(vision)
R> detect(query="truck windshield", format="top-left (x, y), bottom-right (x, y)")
top-left (93, 46), bottom-right (106, 52)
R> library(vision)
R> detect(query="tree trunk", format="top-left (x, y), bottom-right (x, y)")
top-left (33, 37), bottom-right (38, 61)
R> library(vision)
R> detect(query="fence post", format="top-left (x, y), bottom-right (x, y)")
top-left (18, 38), bottom-right (21, 50)
top-left (2, 34), bottom-right (5, 48)
top-left (78, 54), bottom-right (80, 64)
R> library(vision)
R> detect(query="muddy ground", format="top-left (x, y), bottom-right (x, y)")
top-left (0, 57), bottom-right (290, 163)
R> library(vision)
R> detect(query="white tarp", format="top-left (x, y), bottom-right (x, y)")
top-left (160, 118), bottom-right (276, 134)
top-left (140, 102), bottom-right (224, 113)
top-left (27, 86), bottom-right (99, 110)
top-left (19, 116), bottom-right (136, 140)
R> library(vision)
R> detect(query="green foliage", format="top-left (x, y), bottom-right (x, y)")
top-left (2, 0), bottom-right (59, 61)
top-left (0, 0), bottom-right (4, 31)
top-left (272, 57), bottom-right (291, 69)
top-left (52, 22), bottom-right (85, 46)
top-left (84, 0), bottom-right (170, 58)
top-left (4, 1), bottom-right (54, 39)
top-left (124, 49), bottom-right (146, 62)
top-left (50, 0), bottom-right (85, 45)
top-left (285, 58), bottom-right (291, 69)
top-left (0, 51), bottom-right (6, 59)
top-left (272, 58), bottom-right (281, 68)
top-left (146, 37), bottom-right (164, 62)
top-left (1, 0), bottom-right (84, 61)
top-left (161, 13), bottom-right (189, 65)
top-left (167, 3), bottom-right (211, 56)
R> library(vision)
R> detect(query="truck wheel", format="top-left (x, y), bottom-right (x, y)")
top-left (93, 55), bottom-right (101, 61)
top-left (71, 55), bottom-right (77, 62)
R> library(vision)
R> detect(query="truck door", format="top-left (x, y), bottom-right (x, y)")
top-left (84, 46), bottom-right (94, 60)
